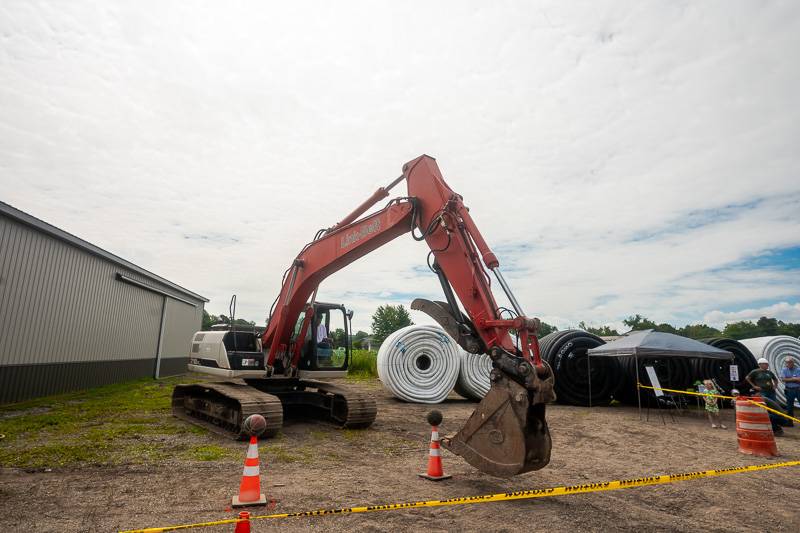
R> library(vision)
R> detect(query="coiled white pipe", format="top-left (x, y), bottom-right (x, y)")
top-left (454, 350), bottom-right (493, 400)
top-left (739, 335), bottom-right (800, 406)
top-left (377, 325), bottom-right (460, 404)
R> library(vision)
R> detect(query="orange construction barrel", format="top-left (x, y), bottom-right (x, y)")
top-left (735, 397), bottom-right (778, 457)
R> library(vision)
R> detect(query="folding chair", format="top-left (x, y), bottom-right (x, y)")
top-left (644, 365), bottom-right (681, 424)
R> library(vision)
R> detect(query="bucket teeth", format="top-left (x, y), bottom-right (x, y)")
top-left (441, 372), bottom-right (552, 477)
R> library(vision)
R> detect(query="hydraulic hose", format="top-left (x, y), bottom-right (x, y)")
top-left (739, 335), bottom-right (800, 406)
top-left (377, 325), bottom-right (460, 404)
top-left (539, 330), bottom-right (620, 406)
top-left (695, 338), bottom-right (757, 395)
top-left (453, 350), bottom-right (492, 401)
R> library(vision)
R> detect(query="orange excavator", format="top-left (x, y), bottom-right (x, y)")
top-left (173, 155), bottom-right (555, 477)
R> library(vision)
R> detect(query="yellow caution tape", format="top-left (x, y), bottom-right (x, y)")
top-left (119, 460), bottom-right (800, 533)
top-left (636, 383), bottom-right (800, 424)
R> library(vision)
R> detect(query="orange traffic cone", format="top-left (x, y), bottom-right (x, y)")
top-left (232, 436), bottom-right (268, 507)
top-left (736, 397), bottom-right (778, 457)
top-left (233, 511), bottom-right (250, 533)
top-left (419, 410), bottom-right (451, 481)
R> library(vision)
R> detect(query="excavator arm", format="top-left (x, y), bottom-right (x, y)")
top-left (261, 155), bottom-right (555, 477)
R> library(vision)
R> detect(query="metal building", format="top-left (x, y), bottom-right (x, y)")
top-left (0, 201), bottom-right (207, 403)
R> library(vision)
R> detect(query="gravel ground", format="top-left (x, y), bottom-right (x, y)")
top-left (1, 378), bottom-right (799, 532)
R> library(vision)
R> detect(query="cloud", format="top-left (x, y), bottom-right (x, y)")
top-left (1, 2), bottom-right (799, 334)
top-left (703, 303), bottom-right (800, 329)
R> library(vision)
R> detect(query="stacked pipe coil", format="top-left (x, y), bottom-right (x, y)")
top-left (377, 325), bottom-right (460, 404)
top-left (615, 355), bottom-right (695, 405)
top-left (695, 338), bottom-right (757, 395)
top-left (739, 335), bottom-right (800, 406)
top-left (539, 330), bottom-right (620, 406)
top-left (453, 350), bottom-right (492, 401)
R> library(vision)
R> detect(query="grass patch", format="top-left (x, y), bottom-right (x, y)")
top-left (341, 428), bottom-right (368, 442)
top-left (0, 376), bottom-right (207, 469)
top-left (1, 442), bottom-right (111, 468)
top-left (348, 349), bottom-right (377, 379)
top-left (260, 444), bottom-right (313, 464)
top-left (0, 378), bottom-right (179, 440)
top-left (185, 445), bottom-right (238, 462)
top-left (309, 429), bottom-right (329, 440)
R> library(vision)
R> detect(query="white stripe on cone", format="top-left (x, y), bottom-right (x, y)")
top-left (431, 431), bottom-right (439, 441)
top-left (738, 422), bottom-right (772, 431)
top-left (246, 445), bottom-right (259, 459)
top-left (242, 465), bottom-right (260, 477)
top-left (429, 448), bottom-right (441, 456)
top-left (737, 405), bottom-right (767, 414)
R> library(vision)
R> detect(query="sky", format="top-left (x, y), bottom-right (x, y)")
top-left (1, 1), bottom-right (799, 334)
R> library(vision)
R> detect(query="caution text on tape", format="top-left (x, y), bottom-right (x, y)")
top-left (120, 460), bottom-right (800, 533)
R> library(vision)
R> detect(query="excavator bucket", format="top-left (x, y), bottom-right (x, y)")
top-left (441, 366), bottom-right (553, 478)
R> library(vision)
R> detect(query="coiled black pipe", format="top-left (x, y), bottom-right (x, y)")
top-left (615, 355), bottom-right (695, 405)
top-left (539, 330), bottom-right (620, 406)
top-left (695, 337), bottom-right (757, 395)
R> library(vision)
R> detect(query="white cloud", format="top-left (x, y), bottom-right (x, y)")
top-left (704, 303), bottom-right (800, 329)
top-left (1, 1), bottom-right (799, 333)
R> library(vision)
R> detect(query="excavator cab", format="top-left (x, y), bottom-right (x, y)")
top-left (294, 302), bottom-right (353, 373)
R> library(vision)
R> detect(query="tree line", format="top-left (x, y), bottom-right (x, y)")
top-left (564, 314), bottom-right (800, 340)
top-left (203, 306), bottom-right (800, 348)
top-left (202, 311), bottom-right (256, 330)
top-left (368, 306), bottom-right (800, 344)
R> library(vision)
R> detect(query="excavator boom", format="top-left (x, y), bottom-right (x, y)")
top-left (259, 155), bottom-right (555, 477)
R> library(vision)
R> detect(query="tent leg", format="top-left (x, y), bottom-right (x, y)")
top-left (637, 353), bottom-right (642, 421)
top-left (668, 362), bottom-right (678, 421)
top-left (588, 354), bottom-right (592, 408)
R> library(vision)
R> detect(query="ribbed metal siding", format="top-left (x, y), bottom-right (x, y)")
top-left (157, 296), bottom-right (203, 377)
top-left (160, 297), bottom-right (202, 360)
top-left (0, 216), bottom-right (204, 370)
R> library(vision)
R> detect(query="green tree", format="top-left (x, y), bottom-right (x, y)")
top-left (202, 310), bottom-right (214, 330)
top-left (578, 321), bottom-right (619, 336)
top-left (719, 316), bottom-right (800, 339)
top-left (677, 323), bottom-right (722, 339)
top-left (623, 314), bottom-right (658, 331)
top-left (721, 321), bottom-right (763, 340)
top-left (655, 322), bottom-right (678, 335)
top-left (352, 330), bottom-right (370, 349)
top-left (371, 304), bottom-right (414, 347)
top-left (568, 314), bottom-right (800, 340)
top-left (777, 320), bottom-right (800, 337)
top-left (622, 314), bottom-right (682, 334)
top-left (756, 316), bottom-right (779, 336)
top-left (331, 328), bottom-right (346, 348)
top-left (202, 312), bottom-right (255, 330)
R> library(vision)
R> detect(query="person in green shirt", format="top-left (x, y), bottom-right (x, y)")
top-left (746, 358), bottom-right (783, 436)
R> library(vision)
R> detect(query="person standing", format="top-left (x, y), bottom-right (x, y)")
top-left (780, 357), bottom-right (800, 427)
top-left (746, 357), bottom-right (783, 436)
top-left (702, 379), bottom-right (726, 429)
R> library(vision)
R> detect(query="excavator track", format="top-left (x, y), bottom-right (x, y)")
top-left (247, 379), bottom-right (378, 429)
top-left (305, 380), bottom-right (378, 428)
top-left (172, 381), bottom-right (283, 440)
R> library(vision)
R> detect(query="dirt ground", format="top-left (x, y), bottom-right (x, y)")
top-left (2, 378), bottom-right (799, 533)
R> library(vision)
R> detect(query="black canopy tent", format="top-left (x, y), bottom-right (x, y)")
top-left (586, 330), bottom-right (733, 416)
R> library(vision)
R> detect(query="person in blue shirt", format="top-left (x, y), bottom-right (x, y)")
top-left (781, 357), bottom-right (800, 427)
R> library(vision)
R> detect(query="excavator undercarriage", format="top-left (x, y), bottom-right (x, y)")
top-left (172, 379), bottom-right (377, 440)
